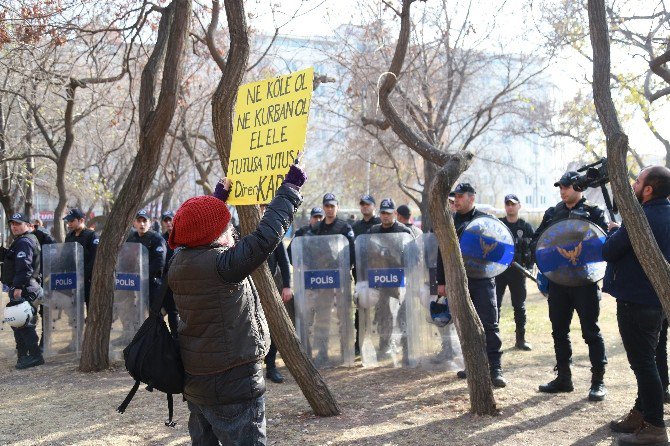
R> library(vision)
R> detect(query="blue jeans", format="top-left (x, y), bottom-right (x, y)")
top-left (187, 395), bottom-right (266, 446)
top-left (617, 300), bottom-right (665, 427)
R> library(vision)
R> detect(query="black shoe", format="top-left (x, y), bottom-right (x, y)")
top-left (539, 365), bottom-right (573, 393)
top-left (16, 354), bottom-right (44, 370)
top-left (515, 338), bottom-right (532, 351)
top-left (266, 367), bottom-right (284, 384)
top-left (456, 370), bottom-right (467, 379)
top-left (491, 369), bottom-right (507, 388)
top-left (588, 382), bottom-right (607, 401)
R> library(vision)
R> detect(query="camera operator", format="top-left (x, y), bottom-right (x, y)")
top-left (532, 171), bottom-right (608, 401)
top-left (605, 166), bottom-right (670, 444)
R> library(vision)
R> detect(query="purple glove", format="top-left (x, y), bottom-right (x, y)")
top-left (283, 164), bottom-right (307, 188)
top-left (212, 180), bottom-right (230, 202)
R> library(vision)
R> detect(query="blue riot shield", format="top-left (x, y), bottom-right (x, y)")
top-left (460, 217), bottom-right (515, 279)
top-left (42, 243), bottom-right (85, 357)
top-left (535, 218), bottom-right (607, 287)
top-left (110, 243), bottom-right (149, 358)
top-left (293, 235), bottom-right (354, 368)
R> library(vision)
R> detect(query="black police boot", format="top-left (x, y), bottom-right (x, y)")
top-left (456, 370), bottom-right (467, 379)
top-left (266, 366), bottom-right (284, 384)
top-left (588, 366), bottom-right (607, 401)
top-left (539, 364), bottom-right (574, 393)
top-left (490, 368), bottom-right (507, 388)
top-left (15, 347), bottom-right (29, 370)
top-left (515, 330), bottom-right (532, 351)
top-left (17, 351), bottom-right (44, 370)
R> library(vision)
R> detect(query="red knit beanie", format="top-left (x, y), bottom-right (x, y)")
top-left (169, 195), bottom-right (231, 249)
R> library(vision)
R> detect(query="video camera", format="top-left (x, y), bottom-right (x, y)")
top-left (572, 157), bottom-right (609, 192)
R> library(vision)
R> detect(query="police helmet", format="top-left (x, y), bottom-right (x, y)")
top-left (3, 300), bottom-right (33, 328)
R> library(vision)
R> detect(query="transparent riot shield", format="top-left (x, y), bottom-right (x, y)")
top-left (42, 242), bottom-right (84, 357)
top-left (0, 288), bottom-right (15, 364)
top-left (110, 242), bottom-right (149, 357)
top-left (293, 235), bottom-right (354, 367)
top-left (355, 233), bottom-right (424, 368)
top-left (414, 233), bottom-right (464, 371)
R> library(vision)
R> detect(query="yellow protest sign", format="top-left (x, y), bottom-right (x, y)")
top-left (227, 67), bottom-right (313, 205)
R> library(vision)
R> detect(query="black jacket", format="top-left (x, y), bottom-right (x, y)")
top-left (0, 233), bottom-right (42, 298)
top-left (436, 207), bottom-right (489, 285)
top-left (33, 228), bottom-right (56, 246)
top-left (531, 198), bottom-right (607, 250)
top-left (500, 217), bottom-right (534, 268)
top-left (126, 230), bottom-right (166, 279)
top-left (352, 216), bottom-right (381, 238)
top-left (602, 198), bottom-right (670, 307)
top-left (65, 228), bottom-right (99, 281)
top-left (369, 221), bottom-right (412, 234)
top-left (268, 242), bottom-right (291, 288)
top-left (168, 184), bottom-right (301, 405)
top-left (312, 218), bottom-right (356, 269)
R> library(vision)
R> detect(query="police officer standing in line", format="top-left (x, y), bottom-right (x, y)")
top-left (436, 183), bottom-right (506, 388)
top-left (126, 210), bottom-right (166, 307)
top-left (0, 213), bottom-right (44, 369)
top-left (495, 194), bottom-right (534, 351)
top-left (396, 205), bottom-right (423, 238)
top-left (288, 207), bottom-right (324, 261)
top-left (64, 208), bottom-right (99, 309)
top-left (532, 171), bottom-right (608, 401)
top-left (160, 211), bottom-right (179, 338)
top-left (352, 194), bottom-right (381, 237)
top-left (370, 199), bottom-right (411, 235)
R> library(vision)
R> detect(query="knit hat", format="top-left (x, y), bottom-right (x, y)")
top-left (168, 195), bottom-right (231, 249)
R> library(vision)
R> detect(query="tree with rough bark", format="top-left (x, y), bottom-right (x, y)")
top-left (373, 0), bottom-right (501, 415)
top-left (586, 0), bottom-right (670, 340)
top-left (80, 0), bottom-right (192, 371)
top-left (328, 1), bottom-right (549, 229)
top-left (200, 0), bottom-right (341, 417)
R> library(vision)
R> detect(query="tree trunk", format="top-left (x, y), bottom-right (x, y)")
top-left (429, 154), bottom-right (497, 415)
top-left (80, 0), bottom-right (192, 371)
top-left (207, 0), bottom-right (340, 417)
top-left (375, 0), bottom-right (497, 414)
top-left (587, 0), bottom-right (670, 315)
top-left (420, 161), bottom-right (438, 231)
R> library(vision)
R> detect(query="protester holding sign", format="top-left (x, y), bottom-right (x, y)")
top-left (167, 162), bottom-right (305, 446)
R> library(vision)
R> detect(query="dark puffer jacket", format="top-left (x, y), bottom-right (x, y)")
top-left (168, 184), bottom-right (302, 405)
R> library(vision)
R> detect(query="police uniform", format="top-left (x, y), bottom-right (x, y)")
top-left (64, 226), bottom-right (98, 307)
top-left (532, 171), bottom-right (608, 399)
top-left (0, 214), bottom-right (44, 369)
top-left (126, 228), bottom-right (166, 307)
top-left (306, 194), bottom-right (355, 364)
top-left (495, 202), bottom-right (534, 349)
top-left (436, 208), bottom-right (503, 373)
top-left (435, 183), bottom-right (504, 385)
top-left (352, 194), bottom-right (381, 238)
top-left (287, 207), bottom-right (324, 263)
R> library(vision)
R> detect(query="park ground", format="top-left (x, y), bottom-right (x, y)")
top-left (0, 286), bottom-right (661, 446)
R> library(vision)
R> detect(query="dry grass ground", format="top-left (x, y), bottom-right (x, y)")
top-left (0, 286), bottom-right (662, 445)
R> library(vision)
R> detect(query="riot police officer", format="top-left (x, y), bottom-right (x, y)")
top-left (352, 194), bottom-right (381, 237)
top-left (396, 205), bottom-right (423, 238)
top-left (0, 212), bottom-right (44, 369)
top-left (64, 208), bottom-right (98, 308)
top-left (495, 194), bottom-right (534, 351)
top-left (436, 183), bottom-right (506, 388)
top-left (532, 171), bottom-right (608, 401)
top-left (126, 210), bottom-right (166, 307)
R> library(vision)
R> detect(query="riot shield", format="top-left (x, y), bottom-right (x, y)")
top-left (355, 233), bottom-right (424, 368)
top-left (41, 242), bottom-right (84, 357)
top-left (535, 218), bottom-right (607, 287)
top-left (460, 217), bottom-right (515, 279)
top-left (414, 233), bottom-right (465, 370)
top-left (0, 289), bottom-right (15, 363)
top-left (110, 242), bottom-right (149, 357)
top-left (293, 235), bottom-right (354, 367)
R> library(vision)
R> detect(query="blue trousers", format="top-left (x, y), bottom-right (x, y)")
top-left (187, 395), bottom-right (266, 446)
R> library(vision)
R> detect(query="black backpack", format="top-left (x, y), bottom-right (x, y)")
top-left (117, 273), bottom-right (184, 427)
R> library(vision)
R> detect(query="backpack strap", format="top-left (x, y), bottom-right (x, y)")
top-left (117, 380), bottom-right (141, 414)
top-left (149, 253), bottom-right (178, 317)
top-left (165, 394), bottom-right (176, 427)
